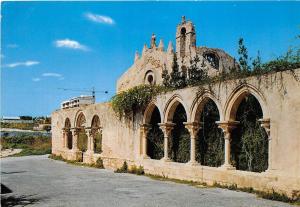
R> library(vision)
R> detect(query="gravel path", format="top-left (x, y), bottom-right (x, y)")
top-left (1, 155), bottom-right (292, 207)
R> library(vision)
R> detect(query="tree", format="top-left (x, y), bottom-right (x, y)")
top-left (161, 68), bottom-right (170, 87)
top-left (252, 51), bottom-right (262, 72)
top-left (187, 55), bottom-right (208, 86)
top-left (169, 54), bottom-right (186, 88)
top-left (238, 38), bottom-right (250, 72)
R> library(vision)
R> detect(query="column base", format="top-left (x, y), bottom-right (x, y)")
top-left (220, 164), bottom-right (236, 170)
top-left (141, 154), bottom-right (150, 159)
top-left (161, 157), bottom-right (172, 162)
top-left (187, 161), bottom-right (200, 166)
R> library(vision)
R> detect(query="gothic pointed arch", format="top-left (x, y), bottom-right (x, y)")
top-left (225, 84), bottom-right (269, 121)
top-left (164, 95), bottom-right (188, 123)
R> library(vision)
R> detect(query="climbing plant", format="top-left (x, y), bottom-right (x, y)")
top-left (111, 85), bottom-right (167, 118)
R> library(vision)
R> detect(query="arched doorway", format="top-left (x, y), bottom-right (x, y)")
top-left (231, 94), bottom-right (268, 172)
top-left (195, 99), bottom-right (223, 167)
top-left (146, 106), bottom-right (164, 159)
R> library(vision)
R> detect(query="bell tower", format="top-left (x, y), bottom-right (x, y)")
top-left (176, 16), bottom-right (196, 58)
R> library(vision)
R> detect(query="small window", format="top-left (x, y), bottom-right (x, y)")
top-left (181, 27), bottom-right (186, 35)
top-left (204, 53), bottom-right (219, 69)
top-left (147, 75), bottom-right (154, 84)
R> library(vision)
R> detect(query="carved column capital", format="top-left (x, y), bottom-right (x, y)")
top-left (85, 128), bottom-right (92, 137)
top-left (216, 121), bottom-right (239, 139)
top-left (259, 118), bottom-right (270, 137)
top-left (140, 124), bottom-right (152, 134)
top-left (184, 122), bottom-right (202, 138)
top-left (159, 122), bottom-right (175, 137)
top-left (71, 127), bottom-right (82, 136)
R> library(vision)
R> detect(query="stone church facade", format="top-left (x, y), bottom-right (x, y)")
top-left (52, 17), bottom-right (300, 196)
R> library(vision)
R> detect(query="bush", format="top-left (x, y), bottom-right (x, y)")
top-left (114, 161), bottom-right (128, 173)
top-left (93, 158), bottom-right (104, 169)
top-left (129, 165), bottom-right (144, 175)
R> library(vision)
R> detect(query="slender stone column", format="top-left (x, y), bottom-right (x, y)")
top-left (70, 128), bottom-right (80, 152)
top-left (184, 122), bottom-right (202, 165)
top-left (259, 118), bottom-right (271, 171)
top-left (159, 122), bottom-right (175, 162)
top-left (216, 121), bottom-right (239, 170)
top-left (85, 128), bottom-right (93, 154)
top-left (140, 124), bottom-right (151, 159)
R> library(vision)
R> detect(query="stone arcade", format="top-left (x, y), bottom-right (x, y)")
top-left (52, 17), bottom-right (300, 196)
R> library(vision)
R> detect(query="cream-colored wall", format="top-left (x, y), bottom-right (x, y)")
top-left (52, 69), bottom-right (300, 196)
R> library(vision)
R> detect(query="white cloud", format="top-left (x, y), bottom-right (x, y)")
top-left (4, 61), bottom-right (40, 68)
top-left (42, 73), bottom-right (64, 80)
top-left (54, 39), bottom-right (88, 51)
top-left (85, 12), bottom-right (115, 25)
top-left (7, 44), bottom-right (19, 48)
top-left (42, 73), bottom-right (62, 77)
top-left (32, 78), bottom-right (41, 82)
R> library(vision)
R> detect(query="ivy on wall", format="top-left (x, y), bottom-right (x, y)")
top-left (111, 85), bottom-right (167, 118)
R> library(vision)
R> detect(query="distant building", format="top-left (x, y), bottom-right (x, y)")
top-left (61, 95), bottom-right (95, 109)
top-left (1, 116), bottom-right (33, 124)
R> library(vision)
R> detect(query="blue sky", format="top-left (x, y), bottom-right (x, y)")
top-left (1, 1), bottom-right (300, 117)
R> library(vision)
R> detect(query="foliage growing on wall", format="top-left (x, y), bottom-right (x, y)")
top-left (111, 85), bottom-right (167, 118)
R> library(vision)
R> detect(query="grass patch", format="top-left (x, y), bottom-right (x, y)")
top-left (114, 161), bottom-right (144, 175)
top-left (146, 174), bottom-right (207, 188)
top-left (1, 135), bottom-right (51, 157)
top-left (48, 154), bottom-right (104, 169)
top-left (1, 122), bottom-right (34, 130)
top-left (212, 182), bottom-right (300, 204)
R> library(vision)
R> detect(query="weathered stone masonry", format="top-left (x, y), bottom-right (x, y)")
top-left (52, 17), bottom-right (300, 196)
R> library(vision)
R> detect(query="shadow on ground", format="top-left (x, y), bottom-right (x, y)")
top-left (1, 194), bottom-right (41, 207)
top-left (1, 184), bottom-right (42, 207)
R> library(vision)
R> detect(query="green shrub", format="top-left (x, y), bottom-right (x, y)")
top-left (94, 158), bottom-right (104, 169)
top-left (129, 165), bottom-right (144, 175)
top-left (114, 161), bottom-right (128, 173)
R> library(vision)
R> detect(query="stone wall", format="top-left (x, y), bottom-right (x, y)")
top-left (52, 69), bottom-right (300, 196)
